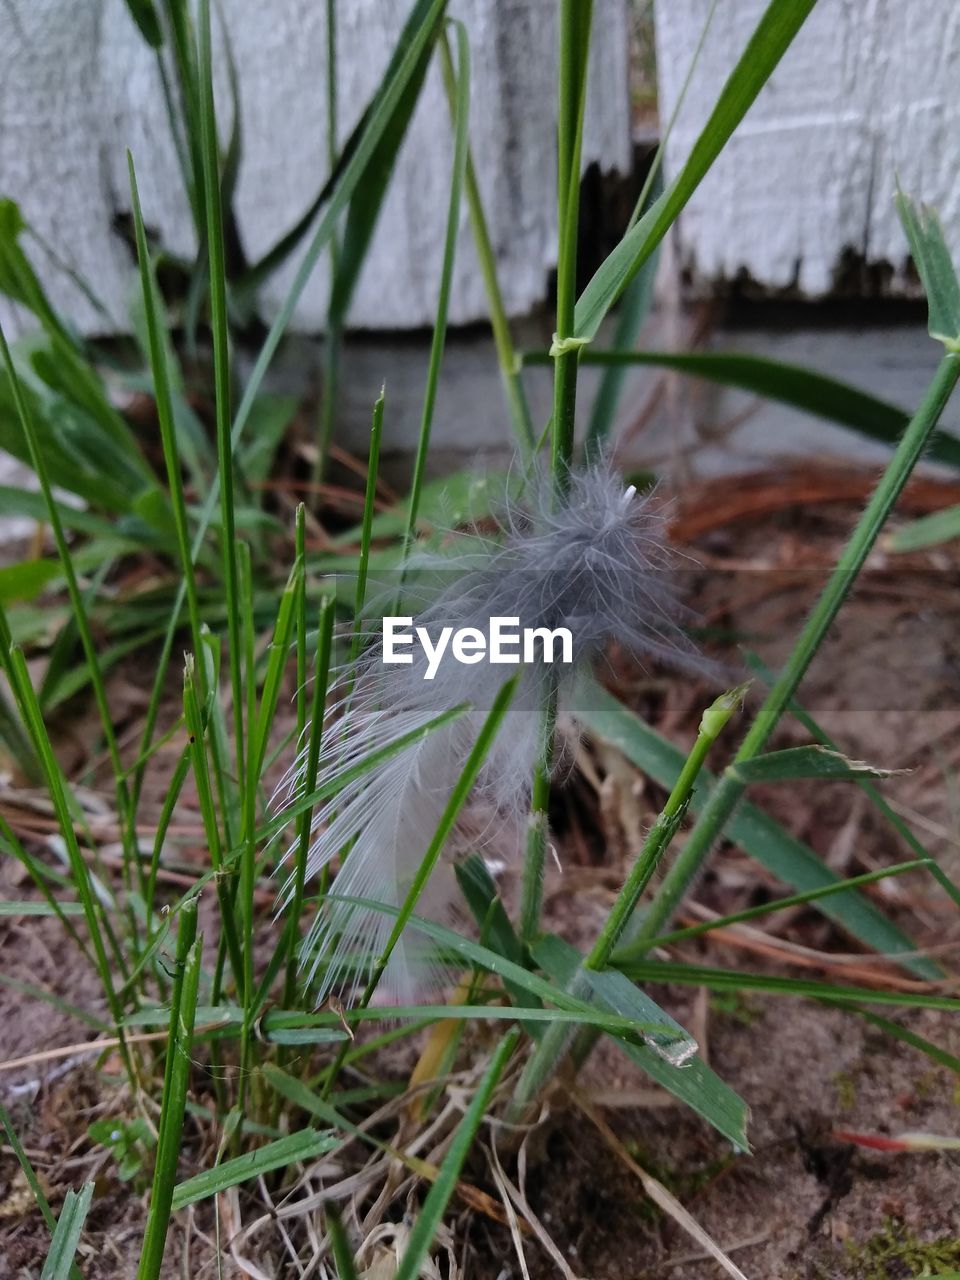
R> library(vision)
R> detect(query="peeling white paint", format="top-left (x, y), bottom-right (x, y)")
top-left (0, 0), bottom-right (630, 337)
top-left (654, 0), bottom-right (960, 296)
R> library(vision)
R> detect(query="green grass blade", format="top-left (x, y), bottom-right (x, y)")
top-left (531, 347), bottom-right (960, 469)
top-left (40, 1182), bottom-right (94, 1280)
top-left (437, 30), bottom-right (534, 456)
top-left (394, 1030), bottom-right (519, 1280)
top-left (0, 325), bottom-right (142, 905)
top-left (731, 745), bottom-right (898, 783)
top-left (583, 237), bottom-right (660, 461)
top-left (614, 960), bottom-right (960, 1013)
top-left (535, 934), bottom-right (748, 1150)
top-left (122, 0), bottom-right (163, 46)
top-left (197, 0), bottom-right (245, 787)
top-left (128, 153), bottom-right (207, 681)
top-left (841, 1006), bottom-right (960, 1074)
top-left (230, 0), bottom-right (447, 454)
top-left (632, 858), bottom-right (931, 953)
top-left (889, 503), bottom-right (960, 551)
top-left (895, 187), bottom-right (960, 350)
top-left (571, 676), bottom-right (938, 979)
top-left (136, 904), bottom-right (202, 1280)
top-left (5, 647), bottom-right (133, 1053)
top-left (403, 18), bottom-right (471, 546)
top-left (327, 4), bottom-right (444, 326)
top-left (574, 0), bottom-right (817, 340)
top-left (0, 900), bottom-right (85, 916)
top-left (281, 595), bottom-right (335, 1008)
top-left (327, 1203), bottom-right (361, 1280)
top-left (183, 655), bottom-right (245, 991)
top-left (0, 1099), bottom-right (83, 1280)
top-left (170, 1130), bottom-right (336, 1210)
top-left (351, 388), bottom-right (385, 659)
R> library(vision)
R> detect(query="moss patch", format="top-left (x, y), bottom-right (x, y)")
top-left (842, 1217), bottom-right (960, 1279)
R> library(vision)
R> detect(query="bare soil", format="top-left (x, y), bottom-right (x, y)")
top-left (2, 462), bottom-right (960, 1279)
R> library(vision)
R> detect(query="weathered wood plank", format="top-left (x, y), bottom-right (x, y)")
top-left (0, 0), bottom-right (630, 337)
top-left (655, 0), bottom-right (960, 297)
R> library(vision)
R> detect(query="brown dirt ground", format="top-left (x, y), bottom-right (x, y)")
top-left (2, 462), bottom-right (960, 1279)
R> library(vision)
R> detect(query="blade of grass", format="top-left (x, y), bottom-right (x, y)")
top-left (5, 647), bottom-right (134, 1078)
top-left (534, 933), bottom-right (748, 1150)
top-left (613, 960), bottom-right (960, 1013)
top-left (0, 324), bottom-right (144, 914)
top-left (198, 0), bottom-right (245, 792)
top-left (351, 388), bottom-right (385, 660)
top-left (136, 904), bottom-right (202, 1280)
top-left (128, 154), bottom-right (207, 685)
top-left (628, 858), bottom-right (932, 954)
top-left (170, 1129), bottom-right (336, 1210)
top-left (0, 1099), bottom-right (83, 1280)
top-left (574, 0), bottom-right (817, 341)
top-left (314, 0), bottom-right (342, 485)
top-left (40, 1182), bottom-right (94, 1280)
top-left (281, 595), bottom-right (335, 1010)
top-left (531, 347), bottom-right (960, 469)
top-left (572, 676), bottom-right (939, 979)
top-left (183, 655), bottom-right (245, 990)
top-left (585, 0), bottom-right (721, 456)
top-left (402, 18), bottom-right (471, 547)
top-left (511, 685), bottom-right (744, 1117)
top-left (522, 0), bottom-right (594, 951)
top-left (326, 1203), bottom-right (361, 1280)
top-left (394, 1030), bottom-right (519, 1280)
top-left (438, 28), bottom-right (534, 456)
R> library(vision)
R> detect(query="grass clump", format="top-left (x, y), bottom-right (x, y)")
top-left (2, 0), bottom-right (960, 1275)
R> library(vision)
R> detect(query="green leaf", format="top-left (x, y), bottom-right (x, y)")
top-left (170, 1130), bottom-right (338, 1210)
top-left (136, 907), bottom-right (201, 1280)
top-left (534, 934), bottom-right (748, 1150)
top-left (0, 201), bottom-right (67, 339)
top-left (233, 0), bottom-right (445, 314)
top-left (40, 1182), bottom-right (94, 1280)
top-left (574, 0), bottom-right (817, 339)
top-left (0, 900), bottom-right (84, 916)
top-left (551, 348), bottom-right (960, 469)
top-left (122, 0), bottom-right (164, 47)
top-left (0, 559), bottom-right (61, 605)
top-left (0, 486), bottom-right (117, 537)
top-left (731, 745), bottom-right (900, 783)
top-left (328, 0), bottom-right (445, 323)
top-left (615, 959), bottom-right (960, 1013)
top-left (571, 677), bottom-right (938, 979)
top-left (895, 187), bottom-right (960, 349)
top-left (331, 467), bottom-right (509, 548)
top-left (327, 1203), bottom-right (361, 1280)
top-left (236, 393), bottom-right (297, 485)
top-left (888, 502), bottom-right (960, 552)
top-left (395, 1031), bottom-right (519, 1280)
top-left (534, 935), bottom-right (694, 1062)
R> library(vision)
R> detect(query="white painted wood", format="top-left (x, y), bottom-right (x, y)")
top-left (654, 0), bottom-right (960, 296)
top-left (0, 0), bottom-right (630, 337)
